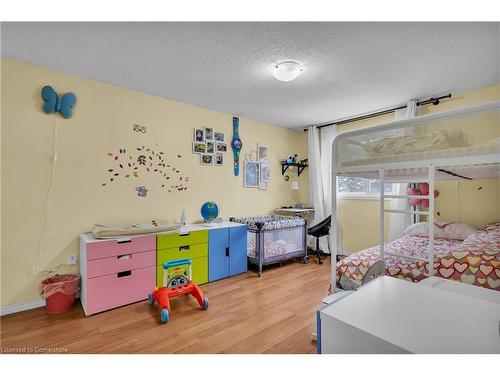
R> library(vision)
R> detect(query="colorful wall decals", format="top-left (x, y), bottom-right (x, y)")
top-left (133, 124), bottom-right (147, 133)
top-left (101, 145), bottom-right (189, 194)
top-left (135, 186), bottom-right (148, 197)
top-left (41, 85), bottom-right (77, 119)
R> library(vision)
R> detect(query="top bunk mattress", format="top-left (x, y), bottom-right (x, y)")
top-left (340, 137), bottom-right (500, 168)
top-left (334, 102), bottom-right (500, 176)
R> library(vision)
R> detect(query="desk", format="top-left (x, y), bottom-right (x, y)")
top-left (276, 208), bottom-right (314, 215)
top-left (275, 208), bottom-right (314, 224)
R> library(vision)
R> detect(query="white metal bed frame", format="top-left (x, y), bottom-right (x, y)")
top-left (330, 101), bottom-right (500, 290)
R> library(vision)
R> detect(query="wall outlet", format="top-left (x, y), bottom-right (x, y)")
top-left (67, 254), bottom-right (77, 265)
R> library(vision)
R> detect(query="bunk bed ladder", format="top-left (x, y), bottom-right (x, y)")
top-left (428, 165), bottom-right (435, 277)
top-left (379, 169), bottom-right (385, 269)
top-left (379, 165), bottom-right (436, 277)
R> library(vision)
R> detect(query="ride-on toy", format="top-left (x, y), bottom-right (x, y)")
top-left (148, 258), bottom-right (209, 323)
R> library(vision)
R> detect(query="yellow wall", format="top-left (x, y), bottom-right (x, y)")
top-left (337, 84), bottom-right (500, 254)
top-left (339, 199), bottom-right (390, 253)
top-left (0, 58), bottom-right (309, 306)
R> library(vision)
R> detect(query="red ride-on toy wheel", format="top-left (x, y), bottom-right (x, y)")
top-left (147, 293), bottom-right (154, 305)
top-left (160, 308), bottom-right (170, 323)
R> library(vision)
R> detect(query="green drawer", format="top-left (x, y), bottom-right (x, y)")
top-left (157, 243), bottom-right (208, 264)
top-left (157, 230), bottom-right (208, 249)
top-left (156, 256), bottom-right (208, 286)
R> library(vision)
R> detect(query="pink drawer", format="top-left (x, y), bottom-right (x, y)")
top-left (87, 250), bottom-right (156, 278)
top-left (87, 235), bottom-right (156, 260)
top-left (86, 265), bottom-right (155, 315)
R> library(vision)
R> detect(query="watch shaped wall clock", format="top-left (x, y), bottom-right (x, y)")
top-left (231, 116), bottom-right (243, 176)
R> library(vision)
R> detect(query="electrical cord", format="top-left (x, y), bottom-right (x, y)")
top-left (31, 116), bottom-right (60, 277)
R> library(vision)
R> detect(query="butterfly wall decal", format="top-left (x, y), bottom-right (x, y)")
top-left (41, 85), bottom-right (77, 119)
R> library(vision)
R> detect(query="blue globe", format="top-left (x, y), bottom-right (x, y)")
top-left (200, 201), bottom-right (219, 222)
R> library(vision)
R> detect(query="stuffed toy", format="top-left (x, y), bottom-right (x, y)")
top-left (406, 183), bottom-right (439, 207)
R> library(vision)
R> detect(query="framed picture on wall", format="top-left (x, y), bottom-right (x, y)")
top-left (214, 132), bottom-right (225, 142)
top-left (206, 140), bottom-right (215, 154)
top-left (216, 142), bottom-right (227, 152)
top-left (194, 128), bottom-right (204, 142)
top-left (260, 162), bottom-right (270, 182)
top-left (244, 161), bottom-right (260, 188)
top-left (205, 127), bottom-right (214, 141)
top-left (215, 153), bottom-right (224, 166)
top-left (257, 144), bottom-right (268, 162)
top-left (200, 153), bottom-right (214, 165)
top-left (193, 142), bottom-right (206, 154)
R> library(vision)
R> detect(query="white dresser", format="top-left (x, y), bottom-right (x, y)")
top-left (317, 276), bottom-right (500, 354)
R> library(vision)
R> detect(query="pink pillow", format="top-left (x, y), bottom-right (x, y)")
top-left (404, 222), bottom-right (478, 240)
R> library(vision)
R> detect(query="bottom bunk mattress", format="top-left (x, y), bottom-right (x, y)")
top-left (337, 223), bottom-right (500, 291)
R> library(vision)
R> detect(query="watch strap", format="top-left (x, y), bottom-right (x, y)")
top-left (232, 117), bottom-right (240, 176)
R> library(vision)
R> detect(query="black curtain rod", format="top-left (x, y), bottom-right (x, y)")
top-left (304, 93), bottom-right (452, 132)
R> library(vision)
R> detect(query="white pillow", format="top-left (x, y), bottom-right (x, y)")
top-left (403, 222), bottom-right (478, 240)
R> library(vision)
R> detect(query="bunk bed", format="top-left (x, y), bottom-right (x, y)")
top-left (330, 101), bottom-right (500, 292)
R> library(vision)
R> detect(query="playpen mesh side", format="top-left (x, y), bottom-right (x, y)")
top-left (247, 231), bottom-right (257, 257)
top-left (263, 227), bottom-right (304, 259)
top-left (247, 227), bottom-right (304, 259)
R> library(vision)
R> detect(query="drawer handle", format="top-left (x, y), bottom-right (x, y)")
top-left (179, 232), bottom-right (190, 237)
top-left (117, 239), bottom-right (132, 244)
top-left (226, 247), bottom-right (230, 257)
top-left (117, 270), bottom-right (132, 278)
top-left (117, 254), bottom-right (131, 261)
top-left (179, 245), bottom-right (190, 251)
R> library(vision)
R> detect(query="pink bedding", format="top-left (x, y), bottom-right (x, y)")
top-left (336, 222), bottom-right (500, 291)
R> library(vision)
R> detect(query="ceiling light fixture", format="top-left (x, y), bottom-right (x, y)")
top-left (273, 61), bottom-right (304, 82)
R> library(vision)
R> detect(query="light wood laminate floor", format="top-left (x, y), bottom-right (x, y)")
top-left (0, 258), bottom-right (330, 354)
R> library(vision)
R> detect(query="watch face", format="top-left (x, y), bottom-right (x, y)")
top-left (232, 138), bottom-right (242, 151)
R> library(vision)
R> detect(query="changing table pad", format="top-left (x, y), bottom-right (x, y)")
top-left (92, 220), bottom-right (180, 238)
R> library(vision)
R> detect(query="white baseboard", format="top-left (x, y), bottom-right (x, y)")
top-left (0, 298), bottom-right (46, 316)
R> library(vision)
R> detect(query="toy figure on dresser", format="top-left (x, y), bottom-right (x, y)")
top-left (286, 154), bottom-right (298, 164)
top-left (180, 209), bottom-right (188, 226)
top-left (148, 259), bottom-right (209, 323)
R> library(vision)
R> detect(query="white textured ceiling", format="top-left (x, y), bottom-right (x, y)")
top-left (1, 22), bottom-right (499, 129)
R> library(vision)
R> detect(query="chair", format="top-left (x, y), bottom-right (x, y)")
top-left (307, 215), bottom-right (331, 264)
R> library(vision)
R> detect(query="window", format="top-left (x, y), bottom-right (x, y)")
top-left (338, 177), bottom-right (393, 198)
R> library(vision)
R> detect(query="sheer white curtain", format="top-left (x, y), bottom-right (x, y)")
top-left (308, 125), bottom-right (325, 221)
top-left (320, 126), bottom-right (336, 217)
top-left (308, 125), bottom-right (337, 253)
top-left (388, 100), bottom-right (419, 241)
